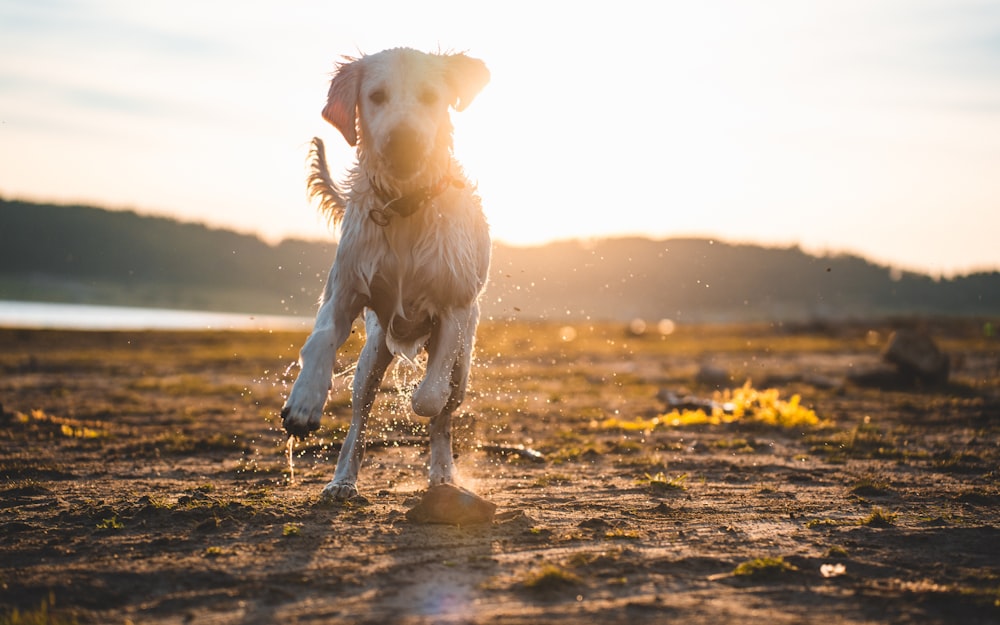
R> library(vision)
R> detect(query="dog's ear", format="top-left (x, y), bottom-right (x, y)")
top-left (322, 57), bottom-right (362, 146)
top-left (443, 54), bottom-right (490, 112)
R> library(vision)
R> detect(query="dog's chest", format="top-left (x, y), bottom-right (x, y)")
top-left (389, 220), bottom-right (479, 302)
top-left (347, 215), bottom-right (484, 317)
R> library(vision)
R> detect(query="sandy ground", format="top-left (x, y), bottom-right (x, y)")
top-left (1, 320), bottom-right (998, 624)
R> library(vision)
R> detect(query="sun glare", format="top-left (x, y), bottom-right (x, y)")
top-left (2, 1), bottom-right (998, 273)
top-left (445, 3), bottom-right (858, 248)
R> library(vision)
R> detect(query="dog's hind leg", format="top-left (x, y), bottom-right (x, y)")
top-left (323, 309), bottom-right (394, 500)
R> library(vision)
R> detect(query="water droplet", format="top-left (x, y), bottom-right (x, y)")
top-left (286, 436), bottom-right (296, 484)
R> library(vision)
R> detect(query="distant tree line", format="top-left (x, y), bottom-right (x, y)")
top-left (0, 199), bottom-right (335, 315)
top-left (2, 198), bottom-right (998, 321)
top-left (489, 237), bottom-right (1000, 322)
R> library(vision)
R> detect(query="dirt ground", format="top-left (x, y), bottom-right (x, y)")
top-left (1, 319), bottom-right (998, 624)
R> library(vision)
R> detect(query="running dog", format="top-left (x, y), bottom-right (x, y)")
top-left (281, 48), bottom-right (491, 500)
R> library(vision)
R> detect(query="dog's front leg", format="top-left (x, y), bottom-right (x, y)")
top-left (442, 302), bottom-right (479, 416)
top-left (414, 306), bottom-right (478, 486)
top-left (281, 271), bottom-right (364, 438)
top-left (411, 308), bottom-right (469, 418)
top-left (428, 410), bottom-right (454, 486)
top-left (323, 310), bottom-right (394, 500)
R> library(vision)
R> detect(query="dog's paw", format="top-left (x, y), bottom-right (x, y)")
top-left (321, 481), bottom-right (359, 501)
top-left (280, 404), bottom-right (321, 438)
top-left (281, 381), bottom-right (326, 438)
top-left (411, 380), bottom-right (450, 418)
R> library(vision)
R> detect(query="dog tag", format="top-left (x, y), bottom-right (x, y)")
top-left (369, 207), bottom-right (392, 226)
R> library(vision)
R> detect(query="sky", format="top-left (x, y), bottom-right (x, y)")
top-left (1, 0), bottom-right (999, 277)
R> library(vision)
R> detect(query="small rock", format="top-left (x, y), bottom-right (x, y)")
top-left (405, 483), bottom-right (496, 525)
top-left (577, 517), bottom-right (611, 530)
top-left (688, 440), bottom-right (708, 453)
top-left (802, 374), bottom-right (842, 390)
top-left (695, 364), bottom-right (731, 389)
top-left (658, 388), bottom-right (735, 414)
top-left (883, 329), bottom-right (949, 385)
top-left (650, 502), bottom-right (672, 514)
top-left (847, 366), bottom-right (909, 389)
top-left (759, 372), bottom-right (803, 387)
top-left (494, 509), bottom-right (532, 524)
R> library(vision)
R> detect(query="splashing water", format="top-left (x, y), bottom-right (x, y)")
top-left (390, 355), bottom-right (424, 395)
top-left (266, 330), bottom-right (510, 491)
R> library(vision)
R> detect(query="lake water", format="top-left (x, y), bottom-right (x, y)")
top-left (0, 300), bottom-right (314, 331)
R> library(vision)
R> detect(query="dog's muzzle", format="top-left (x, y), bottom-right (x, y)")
top-left (383, 126), bottom-right (423, 177)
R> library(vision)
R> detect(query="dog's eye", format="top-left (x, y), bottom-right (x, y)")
top-left (419, 89), bottom-right (438, 105)
top-left (369, 89), bottom-right (388, 105)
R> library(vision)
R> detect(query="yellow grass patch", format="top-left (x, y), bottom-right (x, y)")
top-left (597, 381), bottom-right (821, 431)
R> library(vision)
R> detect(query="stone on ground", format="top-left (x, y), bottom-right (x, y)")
top-left (883, 328), bottom-right (949, 385)
top-left (405, 483), bottom-right (497, 525)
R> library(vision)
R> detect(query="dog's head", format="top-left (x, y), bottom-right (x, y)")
top-left (322, 48), bottom-right (489, 182)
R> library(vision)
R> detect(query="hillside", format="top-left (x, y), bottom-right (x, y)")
top-left (2, 198), bottom-right (998, 321)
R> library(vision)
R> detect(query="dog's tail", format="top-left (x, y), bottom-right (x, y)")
top-left (306, 137), bottom-right (348, 229)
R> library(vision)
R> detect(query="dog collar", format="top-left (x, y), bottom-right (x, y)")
top-left (368, 175), bottom-right (462, 226)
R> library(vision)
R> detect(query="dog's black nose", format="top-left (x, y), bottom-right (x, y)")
top-left (384, 125), bottom-right (422, 176)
